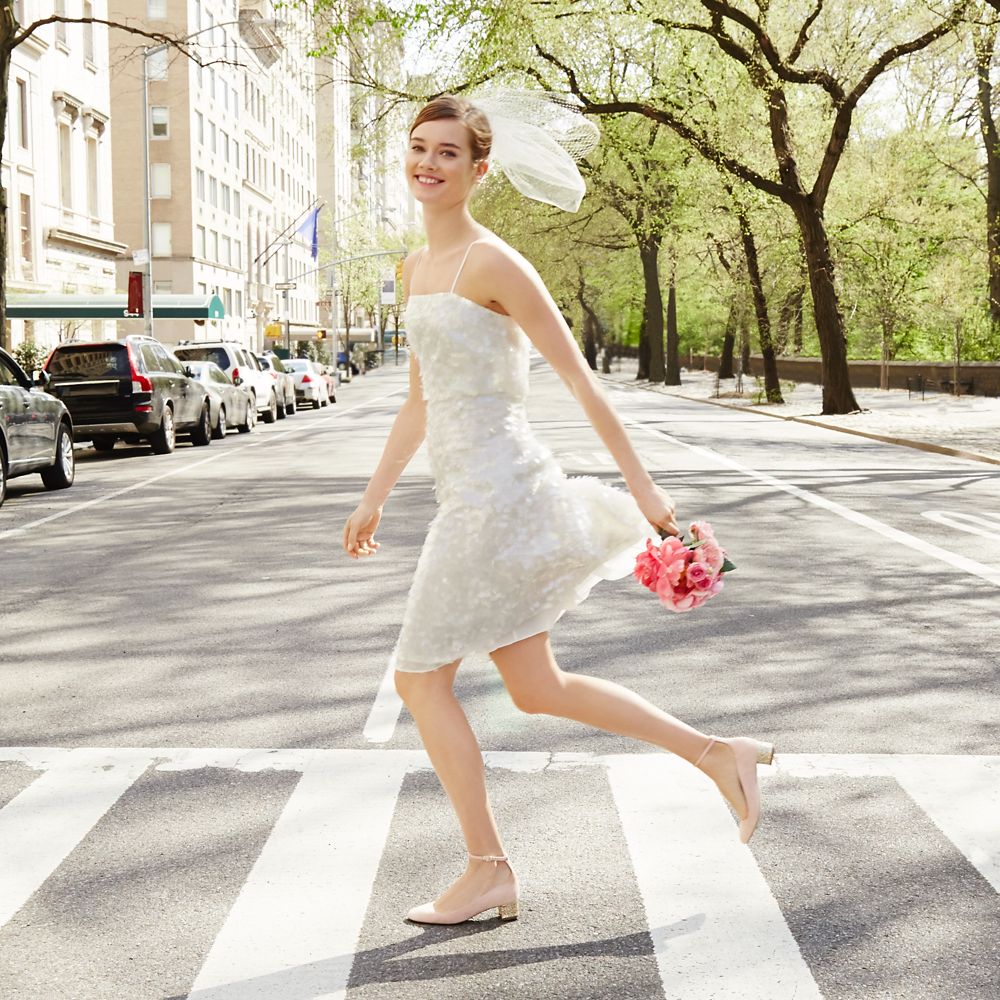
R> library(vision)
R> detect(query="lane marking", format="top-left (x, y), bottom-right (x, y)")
top-left (0, 388), bottom-right (406, 540)
top-left (186, 751), bottom-right (410, 1000)
top-left (608, 754), bottom-right (823, 1000)
top-left (363, 661), bottom-right (402, 745)
top-left (922, 510), bottom-right (1000, 543)
top-left (621, 408), bottom-right (1000, 587)
top-left (0, 748), bottom-right (153, 929)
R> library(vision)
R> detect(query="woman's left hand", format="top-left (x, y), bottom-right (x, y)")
top-left (633, 482), bottom-right (679, 538)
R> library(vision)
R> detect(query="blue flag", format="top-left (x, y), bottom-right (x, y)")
top-left (295, 205), bottom-right (321, 260)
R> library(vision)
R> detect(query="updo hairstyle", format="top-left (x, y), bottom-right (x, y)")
top-left (409, 95), bottom-right (492, 162)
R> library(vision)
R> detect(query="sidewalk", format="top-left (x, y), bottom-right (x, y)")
top-left (599, 359), bottom-right (1000, 466)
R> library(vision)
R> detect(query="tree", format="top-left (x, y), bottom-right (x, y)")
top-left (0, 4), bottom-right (242, 349)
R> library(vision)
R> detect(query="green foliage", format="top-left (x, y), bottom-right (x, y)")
top-left (12, 342), bottom-right (46, 373)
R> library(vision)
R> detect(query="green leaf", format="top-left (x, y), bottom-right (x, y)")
top-left (721, 557), bottom-right (736, 573)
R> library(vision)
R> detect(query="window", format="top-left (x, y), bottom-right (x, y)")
top-left (221, 235), bottom-right (231, 266)
top-left (233, 142), bottom-right (239, 170)
top-left (223, 288), bottom-right (233, 315)
top-left (55, 1), bottom-right (67, 45)
top-left (233, 191), bottom-right (241, 216)
top-left (233, 240), bottom-right (241, 268)
top-left (17, 80), bottom-right (28, 150)
top-left (209, 230), bottom-right (218, 261)
top-left (150, 106), bottom-right (169, 138)
top-left (82, 2), bottom-right (94, 63)
top-left (208, 122), bottom-right (216, 153)
top-left (208, 176), bottom-right (217, 207)
top-left (235, 290), bottom-right (242, 316)
top-left (151, 222), bottom-right (172, 257)
top-left (197, 282), bottom-right (207, 296)
top-left (147, 0), bottom-right (168, 18)
top-left (19, 193), bottom-right (32, 268)
top-left (147, 49), bottom-right (168, 81)
top-left (195, 111), bottom-right (204, 145)
top-left (195, 168), bottom-right (205, 200)
top-left (151, 163), bottom-right (171, 198)
top-left (87, 137), bottom-right (99, 216)
top-left (195, 225), bottom-right (206, 257)
top-left (153, 280), bottom-right (173, 293)
top-left (221, 131), bottom-right (229, 162)
top-left (59, 122), bottom-right (73, 208)
top-left (221, 184), bottom-right (230, 213)
top-left (194, 0), bottom-right (201, 30)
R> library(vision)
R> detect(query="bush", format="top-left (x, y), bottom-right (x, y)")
top-left (13, 342), bottom-right (46, 374)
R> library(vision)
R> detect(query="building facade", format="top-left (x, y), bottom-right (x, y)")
top-left (107, 0), bottom-right (320, 348)
top-left (3, 1), bottom-right (124, 351)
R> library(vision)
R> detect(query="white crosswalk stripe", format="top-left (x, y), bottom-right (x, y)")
top-left (0, 748), bottom-right (997, 1000)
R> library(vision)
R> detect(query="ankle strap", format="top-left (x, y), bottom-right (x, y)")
top-left (694, 737), bottom-right (718, 769)
top-left (468, 852), bottom-right (507, 864)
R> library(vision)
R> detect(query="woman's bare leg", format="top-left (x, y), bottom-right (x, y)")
top-left (489, 632), bottom-right (749, 818)
top-left (395, 662), bottom-right (515, 909)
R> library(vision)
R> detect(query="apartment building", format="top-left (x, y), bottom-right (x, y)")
top-left (3, 1), bottom-right (124, 350)
top-left (107, 0), bottom-right (320, 348)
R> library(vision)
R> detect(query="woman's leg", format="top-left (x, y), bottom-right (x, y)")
top-left (395, 662), bottom-right (514, 908)
top-left (489, 632), bottom-right (749, 818)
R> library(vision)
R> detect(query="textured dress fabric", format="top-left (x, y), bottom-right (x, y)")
top-left (391, 259), bottom-right (656, 674)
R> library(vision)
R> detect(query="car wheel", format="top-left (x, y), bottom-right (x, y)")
top-left (286, 397), bottom-right (296, 415)
top-left (238, 398), bottom-right (254, 433)
top-left (92, 435), bottom-right (116, 452)
top-left (212, 405), bottom-right (227, 440)
top-left (41, 422), bottom-right (75, 490)
top-left (276, 395), bottom-right (287, 419)
top-left (190, 402), bottom-right (212, 446)
top-left (262, 391), bottom-right (278, 424)
top-left (149, 404), bottom-right (176, 454)
top-left (312, 397), bottom-right (321, 410)
top-left (0, 444), bottom-right (7, 509)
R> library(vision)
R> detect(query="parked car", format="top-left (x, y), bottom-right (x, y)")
top-left (0, 347), bottom-right (75, 508)
top-left (184, 360), bottom-right (255, 438)
top-left (254, 353), bottom-right (296, 415)
top-left (45, 336), bottom-right (211, 454)
top-left (174, 341), bottom-right (281, 424)
top-left (283, 358), bottom-right (332, 408)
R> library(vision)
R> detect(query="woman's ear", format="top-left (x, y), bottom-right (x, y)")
top-left (477, 160), bottom-right (490, 182)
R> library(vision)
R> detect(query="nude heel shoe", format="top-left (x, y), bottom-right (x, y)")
top-left (406, 853), bottom-right (520, 925)
top-left (695, 736), bottom-right (775, 844)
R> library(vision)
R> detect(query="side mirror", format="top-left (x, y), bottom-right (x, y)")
top-left (183, 365), bottom-right (195, 379)
top-left (32, 369), bottom-right (51, 388)
top-left (233, 375), bottom-right (243, 386)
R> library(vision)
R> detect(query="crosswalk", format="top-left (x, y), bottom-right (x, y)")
top-left (1, 747), bottom-right (997, 999)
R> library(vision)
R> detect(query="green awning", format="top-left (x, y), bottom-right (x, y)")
top-left (5, 294), bottom-right (225, 320)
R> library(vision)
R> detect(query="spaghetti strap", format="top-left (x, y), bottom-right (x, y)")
top-left (449, 239), bottom-right (487, 294)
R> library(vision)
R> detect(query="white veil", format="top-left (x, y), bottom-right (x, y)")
top-left (468, 90), bottom-right (600, 213)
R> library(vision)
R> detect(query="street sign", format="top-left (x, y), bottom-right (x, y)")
top-left (380, 277), bottom-right (395, 306)
top-left (274, 281), bottom-right (297, 291)
top-left (132, 249), bottom-right (149, 265)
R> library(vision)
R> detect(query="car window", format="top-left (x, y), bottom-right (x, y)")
top-left (285, 360), bottom-right (307, 371)
top-left (271, 357), bottom-right (287, 373)
top-left (211, 367), bottom-right (231, 384)
top-left (47, 345), bottom-right (129, 378)
top-left (139, 344), bottom-right (159, 372)
top-left (175, 346), bottom-right (231, 370)
top-left (165, 351), bottom-right (186, 376)
top-left (0, 354), bottom-right (26, 387)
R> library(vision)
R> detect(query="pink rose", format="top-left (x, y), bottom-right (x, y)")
top-left (633, 546), bottom-right (661, 591)
top-left (687, 561), bottom-right (717, 592)
top-left (697, 540), bottom-right (725, 573)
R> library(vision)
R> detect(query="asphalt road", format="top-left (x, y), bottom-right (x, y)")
top-left (1, 352), bottom-right (998, 1000)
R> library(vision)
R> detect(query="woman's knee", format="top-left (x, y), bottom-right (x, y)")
top-left (394, 662), bottom-right (457, 705)
top-left (504, 672), bottom-right (566, 715)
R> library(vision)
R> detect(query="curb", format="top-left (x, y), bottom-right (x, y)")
top-left (599, 375), bottom-right (1000, 468)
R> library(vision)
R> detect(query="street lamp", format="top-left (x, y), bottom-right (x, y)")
top-left (141, 18), bottom-right (281, 338)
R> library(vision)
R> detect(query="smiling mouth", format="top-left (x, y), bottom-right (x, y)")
top-left (415, 175), bottom-right (443, 186)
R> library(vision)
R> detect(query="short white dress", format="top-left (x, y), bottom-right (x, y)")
top-left (390, 242), bottom-right (656, 673)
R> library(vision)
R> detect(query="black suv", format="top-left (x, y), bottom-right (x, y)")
top-left (45, 336), bottom-right (211, 454)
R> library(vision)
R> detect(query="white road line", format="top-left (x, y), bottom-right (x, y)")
top-left (922, 510), bottom-right (1000, 543)
top-left (0, 747), bottom-right (152, 929)
top-left (363, 661), bottom-right (402, 744)
top-left (186, 751), bottom-right (410, 1000)
top-left (607, 754), bottom-right (823, 1000)
top-left (622, 409), bottom-right (1000, 587)
top-left (0, 388), bottom-right (406, 540)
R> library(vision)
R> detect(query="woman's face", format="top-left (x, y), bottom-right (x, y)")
top-left (406, 118), bottom-right (487, 208)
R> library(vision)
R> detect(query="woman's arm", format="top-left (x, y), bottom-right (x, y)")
top-left (342, 254), bottom-right (428, 558)
top-left (473, 244), bottom-right (678, 536)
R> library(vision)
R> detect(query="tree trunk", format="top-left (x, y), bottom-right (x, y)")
top-left (577, 281), bottom-right (601, 371)
top-left (636, 315), bottom-right (649, 380)
top-left (880, 318), bottom-right (892, 391)
top-left (740, 312), bottom-right (751, 374)
top-left (665, 271), bottom-right (680, 385)
top-left (0, 30), bottom-right (13, 351)
top-left (790, 197), bottom-right (860, 413)
top-left (776, 286), bottom-right (804, 356)
top-left (738, 212), bottom-right (783, 403)
top-left (718, 298), bottom-right (737, 379)
top-left (639, 234), bottom-right (665, 383)
top-left (974, 19), bottom-right (1000, 329)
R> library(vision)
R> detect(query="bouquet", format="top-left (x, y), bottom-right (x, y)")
top-left (633, 521), bottom-right (735, 613)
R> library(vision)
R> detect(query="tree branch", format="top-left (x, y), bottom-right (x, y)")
top-left (788, 0), bottom-right (825, 63)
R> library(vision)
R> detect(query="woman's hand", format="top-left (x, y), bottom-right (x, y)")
top-left (343, 501), bottom-right (383, 559)
top-left (632, 482), bottom-right (679, 538)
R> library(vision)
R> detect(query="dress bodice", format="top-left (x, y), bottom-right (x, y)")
top-left (404, 292), bottom-right (530, 404)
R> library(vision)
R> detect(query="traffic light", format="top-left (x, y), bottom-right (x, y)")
top-left (316, 329), bottom-right (327, 340)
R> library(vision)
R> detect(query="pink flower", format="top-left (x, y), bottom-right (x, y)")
top-left (633, 544), bottom-right (661, 591)
top-left (687, 561), bottom-right (717, 592)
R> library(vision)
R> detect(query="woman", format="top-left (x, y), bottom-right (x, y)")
top-left (342, 94), bottom-right (774, 925)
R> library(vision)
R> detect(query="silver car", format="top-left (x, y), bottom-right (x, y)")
top-left (254, 353), bottom-right (297, 416)
top-left (0, 347), bottom-right (75, 508)
top-left (283, 358), bottom-right (331, 409)
top-left (183, 360), bottom-right (255, 438)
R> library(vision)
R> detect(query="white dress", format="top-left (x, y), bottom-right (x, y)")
top-left (390, 243), bottom-right (656, 673)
